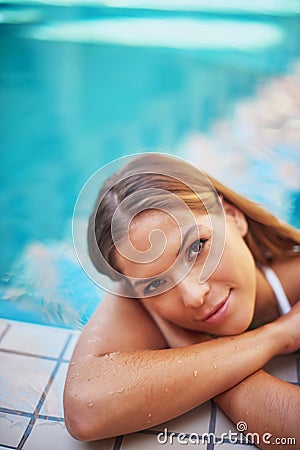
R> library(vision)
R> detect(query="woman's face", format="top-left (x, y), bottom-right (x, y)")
top-left (115, 205), bottom-right (256, 336)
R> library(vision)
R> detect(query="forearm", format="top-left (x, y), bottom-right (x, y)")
top-left (214, 370), bottom-right (300, 450)
top-left (64, 322), bottom-right (286, 441)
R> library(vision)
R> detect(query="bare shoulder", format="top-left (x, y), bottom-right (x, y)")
top-left (72, 293), bottom-right (167, 360)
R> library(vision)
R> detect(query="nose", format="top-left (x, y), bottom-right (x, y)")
top-left (178, 278), bottom-right (210, 309)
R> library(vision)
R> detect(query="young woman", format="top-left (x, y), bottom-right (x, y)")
top-left (64, 153), bottom-right (300, 448)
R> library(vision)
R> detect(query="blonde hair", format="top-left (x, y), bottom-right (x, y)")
top-left (88, 153), bottom-right (300, 278)
top-left (207, 174), bottom-right (299, 264)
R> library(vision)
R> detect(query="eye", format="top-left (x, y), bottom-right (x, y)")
top-left (144, 278), bottom-right (166, 295)
top-left (187, 239), bottom-right (207, 262)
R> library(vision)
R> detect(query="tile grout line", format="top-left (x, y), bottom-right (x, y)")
top-left (0, 349), bottom-right (71, 364)
top-left (0, 407), bottom-right (32, 419)
top-left (113, 435), bottom-right (124, 450)
top-left (0, 444), bottom-right (17, 450)
top-left (0, 407), bottom-right (65, 423)
top-left (207, 400), bottom-right (216, 450)
top-left (17, 333), bottom-right (73, 449)
top-left (38, 415), bottom-right (64, 422)
top-left (0, 348), bottom-right (64, 361)
top-left (0, 323), bottom-right (11, 343)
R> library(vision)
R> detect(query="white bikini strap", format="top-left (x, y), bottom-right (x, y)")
top-left (261, 267), bottom-right (291, 315)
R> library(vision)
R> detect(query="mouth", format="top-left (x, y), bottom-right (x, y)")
top-left (196, 289), bottom-right (232, 325)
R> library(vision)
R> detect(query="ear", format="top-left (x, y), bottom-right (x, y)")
top-left (222, 199), bottom-right (248, 237)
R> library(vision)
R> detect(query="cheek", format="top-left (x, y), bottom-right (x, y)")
top-left (216, 235), bottom-right (257, 327)
top-left (142, 294), bottom-right (183, 322)
top-left (220, 233), bottom-right (256, 285)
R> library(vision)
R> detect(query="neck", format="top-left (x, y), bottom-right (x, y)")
top-left (251, 266), bottom-right (280, 328)
top-left (250, 255), bottom-right (300, 329)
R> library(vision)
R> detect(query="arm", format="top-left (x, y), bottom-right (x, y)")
top-left (152, 306), bottom-right (300, 449)
top-left (63, 294), bottom-right (300, 441)
top-left (146, 303), bottom-right (300, 448)
top-left (215, 370), bottom-right (300, 450)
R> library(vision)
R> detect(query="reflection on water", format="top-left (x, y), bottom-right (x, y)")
top-left (26, 17), bottom-right (283, 49)
top-left (184, 61), bottom-right (300, 225)
top-left (1, 242), bottom-right (102, 329)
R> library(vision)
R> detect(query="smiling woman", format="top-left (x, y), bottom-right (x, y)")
top-left (64, 153), bottom-right (300, 448)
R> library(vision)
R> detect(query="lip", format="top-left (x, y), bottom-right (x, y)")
top-left (196, 290), bottom-right (232, 325)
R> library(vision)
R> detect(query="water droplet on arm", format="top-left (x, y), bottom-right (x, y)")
top-left (115, 387), bottom-right (125, 393)
top-left (68, 374), bottom-right (78, 381)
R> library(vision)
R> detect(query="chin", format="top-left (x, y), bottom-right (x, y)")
top-left (222, 317), bottom-right (253, 336)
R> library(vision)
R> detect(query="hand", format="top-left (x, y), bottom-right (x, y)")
top-left (272, 300), bottom-right (300, 355)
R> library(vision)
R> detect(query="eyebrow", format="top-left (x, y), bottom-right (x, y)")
top-left (132, 224), bottom-right (201, 289)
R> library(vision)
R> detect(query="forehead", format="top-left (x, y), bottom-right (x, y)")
top-left (130, 210), bottom-right (180, 250)
top-left (114, 209), bottom-right (210, 279)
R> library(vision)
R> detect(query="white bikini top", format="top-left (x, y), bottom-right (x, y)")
top-left (261, 266), bottom-right (291, 315)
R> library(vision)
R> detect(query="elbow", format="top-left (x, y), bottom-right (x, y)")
top-left (64, 409), bottom-right (92, 442)
top-left (63, 391), bottom-right (108, 442)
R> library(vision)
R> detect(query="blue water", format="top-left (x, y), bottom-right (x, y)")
top-left (1, 3), bottom-right (299, 329)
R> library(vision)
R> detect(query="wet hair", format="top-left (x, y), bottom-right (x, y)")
top-left (88, 153), bottom-right (300, 281)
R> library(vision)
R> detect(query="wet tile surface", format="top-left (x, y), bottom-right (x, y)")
top-left (0, 413), bottom-right (31, 447)
top-left (0, 321), bottom-right (9, 339)
top-left (40, 362), bottom-right (69, 418)
top-left (0, 352), bottom-right (55, 413)
top-left (121, 432), bottom-right (207, 449)
top-left (63, 333), bottom-right (80, 361)
top-left (23, 420), bottom-right (115, 450)
top-left (0, 320), bottom-right (70, 358)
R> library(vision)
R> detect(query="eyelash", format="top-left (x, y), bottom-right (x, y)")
top-left (187, 238), bottom-right (208, 262)
top-left (144, 278), bottom-right (166, 295)
top-left (143, 238), bottom-right (208, 295)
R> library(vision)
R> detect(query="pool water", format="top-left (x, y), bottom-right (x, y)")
top-left (1, 3), bottom-right (299, 329)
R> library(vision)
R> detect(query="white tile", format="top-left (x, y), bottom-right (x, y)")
top-left (0, 352), bottom-right (55, 413)
top-left (0, 321), bottom-right (70, 358)
top-left (215, 408), bottom-right (257, 450)
top-left (23, 419), bottom-right (115, 450)
top-left (215, 407), bottom-right (236, 435)
top-left (215, 409), bottom-right (259, 449)
top-left (216, 443), bottom-right (257, 449)
top-left (40, 362), bottom-right (68, 418)
top-left (121, 432), bottom-right (207, 449)
top-left (214, 354), bottom-right (299, 439)
top-left (0, 320), bottom-right (9, 339)
top-left (63, 333), bottom-right (80, 360)
top-left (0, 412), bottom-right (30, 447)
top-left (150, 401), bottom-right (211, 435)
top-left (263, 355), bottom-right (298, 383)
